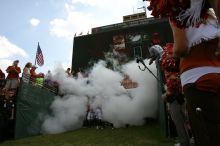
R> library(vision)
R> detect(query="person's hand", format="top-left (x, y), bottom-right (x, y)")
top-left (149, 58), bottom-right (154, 65)
top-left (148, 56), bottom-right (156, 65)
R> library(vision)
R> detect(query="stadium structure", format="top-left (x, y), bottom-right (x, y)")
top-left (11, 11), bottom-right (174, 139)
top-left (72, 12), bottom-right (174, 137)
top-left (72, 12), bottom-right (173, 73)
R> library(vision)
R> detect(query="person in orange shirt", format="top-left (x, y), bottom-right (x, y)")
top-left (30, 65), bottom-right (44, 84)
top-left (4, 60), bottom-right (21, 91)
top-left (30, 65), bottom-right (44, 78)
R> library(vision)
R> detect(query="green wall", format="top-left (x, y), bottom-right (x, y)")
top-left (15, 82), bottom-right (55, 139)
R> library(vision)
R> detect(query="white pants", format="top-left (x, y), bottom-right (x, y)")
top-left (5, 78), bottom-right (18, 89)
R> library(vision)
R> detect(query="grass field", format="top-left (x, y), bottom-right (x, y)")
top-left (0, 124), bottom-right (175, 146)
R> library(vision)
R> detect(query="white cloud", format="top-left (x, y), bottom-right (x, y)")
top-left (30, 18), bottom-right (40, 26)
top-left (0, 36), bottom-right (28, 73)
top-left (71, 0), bottom-right (139, 9)
top-left (49, 0), bottom-right (147, 40)
top-left (50, 10), bottom-right (95, 40)
top-left (0, 59), bottom-right (13, 73)
top-left (0, 36), bottom-right (28, 58)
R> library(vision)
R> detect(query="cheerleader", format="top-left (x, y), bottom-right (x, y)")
top-left (147, 0), bottom-right (220, 145)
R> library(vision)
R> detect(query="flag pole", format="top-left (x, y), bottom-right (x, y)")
top-left (34, 42), bottom-right (39, 66)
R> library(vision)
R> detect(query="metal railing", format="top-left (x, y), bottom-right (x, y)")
top-left (21, 75), bottom-right (58, 94)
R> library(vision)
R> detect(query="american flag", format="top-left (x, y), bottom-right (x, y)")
top-left (35, 42), bottom-right (44, 66)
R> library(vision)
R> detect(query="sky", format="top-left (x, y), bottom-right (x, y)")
top-left (0, 0), bottom-right (151, 75)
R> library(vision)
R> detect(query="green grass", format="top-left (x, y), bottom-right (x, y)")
top-left (0, 124), bottom-right (175, 146)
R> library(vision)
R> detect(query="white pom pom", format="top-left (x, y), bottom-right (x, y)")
top-left (176, 0), bottom-right (205, 27)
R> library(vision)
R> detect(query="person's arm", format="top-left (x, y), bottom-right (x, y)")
top-left (15, 67), bottom-right (21, 74)
top-left (6, 66), bottom-right (13, 73)
top-left (169, 19), bottom-right (188, 57)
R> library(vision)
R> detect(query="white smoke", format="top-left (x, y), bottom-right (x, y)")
top-left (42, 95), bottom-right (88, 133)
top-left (42, 59), bottom-right (159, 134)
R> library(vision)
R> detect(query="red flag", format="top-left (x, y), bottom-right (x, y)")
top-left (35, 42), bottom-right (44, 66)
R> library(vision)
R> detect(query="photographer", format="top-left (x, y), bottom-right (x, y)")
top-left (148, 44), bottom-right (163, 65)
top-left (4, 60), bottom-right (21, 91)
top-left (148, 43), bottom-right (190, 146)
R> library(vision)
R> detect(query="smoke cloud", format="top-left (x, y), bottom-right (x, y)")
top-left (42, 59), bottom-right (159, 134)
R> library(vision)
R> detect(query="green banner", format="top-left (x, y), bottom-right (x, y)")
top-left (15, 82), bottom-right (55, 139)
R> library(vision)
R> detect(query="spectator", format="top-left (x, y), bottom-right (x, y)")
top-left (30, 65), bottom-right (44, 86)
top-left (22, 62), bottom-right (32, 83)
top-left (30, 65), bottom-right (44, 79)
top-left (44, 70), bottom-right (53, 86)
top-left (4, 60), bottom-right (21, 91)
top-left (148, 1), bottom-right (220, 145)
top-left (148, 44), bottom-right (165, 92)
top-left (0, 90), bottom-right (15, 141)
top-left (65, 68), bottom-right (72, 77)
top-left (0, 69), bottom-right (5, 91)
top-left (148, 44), bottom-right (163, 65)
